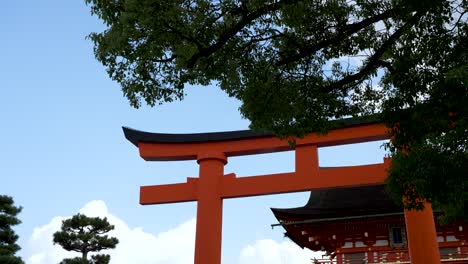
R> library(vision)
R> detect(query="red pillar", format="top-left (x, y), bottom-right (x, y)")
top-left (336, 253), bottom-right (343, 264)
top-left (194, 152), bottom-right (226, 264)
top-left (366, 251), bottom-right (374, 263)
top-left (404, 202), bottom-right (440, 264)
top-left (460, 245), bottom-right (468, 258)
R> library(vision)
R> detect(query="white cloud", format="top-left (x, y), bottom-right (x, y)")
top-left (25, 200), bottom-right (195, 264)
top-left (238, 239), bottom-right (326, 264)
top-left (27, 216), bottom-right (75, 264)
top-left (25, 200), bottom-right (327, 264)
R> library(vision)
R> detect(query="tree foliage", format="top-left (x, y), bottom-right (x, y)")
top-left (0, 195), bottom-right (24, 264)
top-left (84, 0), bottom-right (468, 220)
top-left (53, 214), bottom-right (118, 264)
top-left (59, 255), bottom-right (110, 264)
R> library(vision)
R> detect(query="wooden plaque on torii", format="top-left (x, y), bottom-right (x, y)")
top-left (123, 119), bottom-right (440, 264)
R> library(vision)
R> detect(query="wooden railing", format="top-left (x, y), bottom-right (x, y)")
top-left (439, 251), bottom-right (468, 263)
top-left (310, 250), bottom-right (468, 263)
top-left (311, 259), bottom-right (336, 264)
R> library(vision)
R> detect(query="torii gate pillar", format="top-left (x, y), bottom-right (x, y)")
top-left (123, 119), bottom-right (440, 264)
top-left (405, 202), bottom-right (441, 264)
top-left (195, 152), bottom-right (226, 264)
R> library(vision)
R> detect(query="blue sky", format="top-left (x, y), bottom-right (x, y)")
top-left (0, 1), bottom-right (387, 263)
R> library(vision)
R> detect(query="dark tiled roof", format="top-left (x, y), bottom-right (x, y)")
top-left (122, 117), bottom-right (379, 146)
top-left (271, 184), bottom-right (403, 220)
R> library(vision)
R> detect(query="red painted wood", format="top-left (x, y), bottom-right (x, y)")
top-left (137, 123), bottom-right (388, 161)
top-left (130, 122), bottom-right (440, 264)
top-left (404, 203), bottom-right (441, 264)
top-left (193, 155), bottom-right (225, 264)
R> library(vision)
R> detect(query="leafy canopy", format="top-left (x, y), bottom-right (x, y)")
top-left (85, 0), bottom-right (468, 220)
top-left (0, 195), bottom-right (24, 264)
top-left (53, 214), bottom-right (118, 264)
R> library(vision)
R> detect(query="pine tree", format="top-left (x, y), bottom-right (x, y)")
top-left (53, 214), bottom-right (118, 264)
top-left (0, 195), bottom-right (24, 264)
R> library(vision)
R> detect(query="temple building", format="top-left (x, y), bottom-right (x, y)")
top-left (272, 184), bottom-right (468, 263)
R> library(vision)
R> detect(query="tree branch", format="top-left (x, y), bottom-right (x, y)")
top-left (165, 23), bottom-right (204, 50)
top-left (322, 12), bottom-right (422, 92)
top-left (376, 59), bottom-right (395, 73)
top-left (152, 55), bottom-right (176, 63)
top-left (186, 0), bottom-right (298, 68)
top-left (276, 8), bottom-right (396, 66)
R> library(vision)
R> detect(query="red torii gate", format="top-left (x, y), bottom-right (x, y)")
top-left (123, 119), bottom-right (440, 264)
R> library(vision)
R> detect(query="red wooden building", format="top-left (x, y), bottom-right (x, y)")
top-left (272, 184), bottom-right (468, 263)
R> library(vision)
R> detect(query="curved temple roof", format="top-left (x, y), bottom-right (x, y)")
top-left (122, 117), bottom-right (379, 146)
top-left (271, 184), bottom-right (403, 220)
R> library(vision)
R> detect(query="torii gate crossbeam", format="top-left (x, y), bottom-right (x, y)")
top-left (123, 119), bottom-right (440, 264)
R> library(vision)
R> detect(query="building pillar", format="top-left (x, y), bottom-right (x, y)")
top-left (336, 253), bottom-right (343, 264)
top-left (194, 152), bottom-right (226, 264)
top-left (460, 245), bottom-right (468, 258)
top-left (366, 251), bottom-right (374, 263)
top-left (404, 202), bottom-right (440, 264)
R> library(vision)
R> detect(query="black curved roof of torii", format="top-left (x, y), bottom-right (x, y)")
top-left (122, 117), bottom-right (379, 147)
top-left (271, 184), bottom-right (403, 220)
top-left (122, 127), bottom-right (273, 147)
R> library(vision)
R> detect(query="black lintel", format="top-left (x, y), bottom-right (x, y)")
top-left (122, 117), bottom-right (379, 147)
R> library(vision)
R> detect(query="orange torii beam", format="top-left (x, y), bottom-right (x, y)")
top-left (123, 119), bottom-right (440, 264)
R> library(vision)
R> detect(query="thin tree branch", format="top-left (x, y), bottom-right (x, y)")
top-left (276, 8), bottom-right (396, 66)
top-left (187, 0), bottom-right (298, 67)
top-left (152, 55), bottom-right (176, 63)
top-left (322, 12), bottom-right (423, 93)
